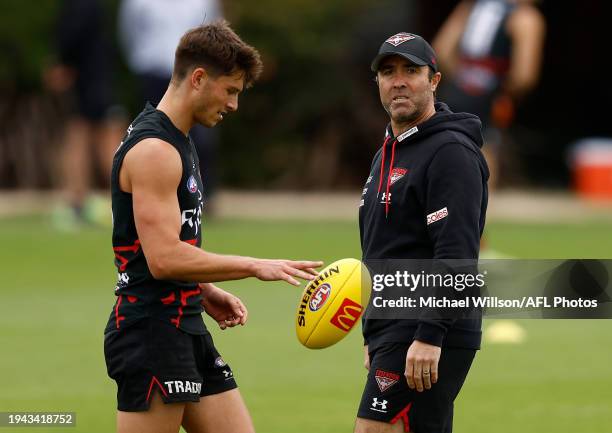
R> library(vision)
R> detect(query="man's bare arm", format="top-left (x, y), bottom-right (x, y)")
top-left (122, 138), bottom-right (321, 284)
top-left (505, 4), bottom-right (546, 99)
top-left (432, 1), bottom-right (472, 75)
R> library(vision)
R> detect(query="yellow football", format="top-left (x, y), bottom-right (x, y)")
top-left (296, 258), bottom-right (371, 349)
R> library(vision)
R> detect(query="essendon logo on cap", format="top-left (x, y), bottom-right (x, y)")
top-left (330, 298), bottom-right (363, 332)
top-left (427, 207), bottom-right (449, 225)
top-left (385, 32), bottom-right (416, 47)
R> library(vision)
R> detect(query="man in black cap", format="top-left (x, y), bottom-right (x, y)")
top-left (356, 33), bottom-right (489, 432)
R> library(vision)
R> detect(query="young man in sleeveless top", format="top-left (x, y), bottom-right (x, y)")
top-left (104, 20), bottom-right (322, 433)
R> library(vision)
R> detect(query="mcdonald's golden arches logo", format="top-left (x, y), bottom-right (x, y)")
top-left (330, 298), bottom-right (363, 331)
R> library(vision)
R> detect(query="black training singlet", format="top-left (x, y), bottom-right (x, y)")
top-left (104, 102), bottom-right (207, 335)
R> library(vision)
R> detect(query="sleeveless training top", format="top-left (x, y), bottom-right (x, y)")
top-left (105, 102), bottom-right (207, 335)
top-left (440, 0), bottom-right (515, 126)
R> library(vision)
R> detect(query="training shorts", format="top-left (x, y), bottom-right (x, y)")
top-left (357, 342), bottom-right (475, 432)
top-left (104, 318), bottom-right (237, 411)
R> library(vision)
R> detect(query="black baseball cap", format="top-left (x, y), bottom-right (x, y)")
top-left (371, 32), bottom-right (438, 73)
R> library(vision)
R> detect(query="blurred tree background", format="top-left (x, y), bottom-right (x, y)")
top-left (0, 0), bottom-right (376, 189)
top-left (220, 0), bottom-right (370, 188)
top-left (0, 0), bottom-right (609, 190)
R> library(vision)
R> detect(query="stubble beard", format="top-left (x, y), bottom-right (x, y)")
top-left (386, 102), bottom-right (420, 125)
top-left (393, 108), bottom-right (419, 124)
top-left (386, 93), bottom-right (432, 127)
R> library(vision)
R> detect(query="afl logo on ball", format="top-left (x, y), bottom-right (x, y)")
top-left (187, 175), bottom-right (198, 193)
top-left (309, 283), bottom-right (332, 312)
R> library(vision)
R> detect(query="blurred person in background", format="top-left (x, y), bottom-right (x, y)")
top-left (118, 0), bottom-right (222, 206)
top-left (44, 0), bottom-right (126, 229)
top-left (433, 0), bottom-right (545, 189)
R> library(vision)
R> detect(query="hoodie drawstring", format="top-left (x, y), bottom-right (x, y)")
top-left (377, 136), bottom-right (390, 199)
top-left (385, 139), bottom-right (397, 217)
top-left (376, 136), bottom-right (397, 218)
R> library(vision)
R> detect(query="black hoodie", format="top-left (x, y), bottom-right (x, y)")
top-left (359, 102), bottom-right (489, 350)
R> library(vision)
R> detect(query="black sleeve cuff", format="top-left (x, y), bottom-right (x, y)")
top-left (414, 321), bottom-right (447, 347)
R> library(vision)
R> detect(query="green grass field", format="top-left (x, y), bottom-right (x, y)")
top-left (1, 215), bottom-right (611, 432)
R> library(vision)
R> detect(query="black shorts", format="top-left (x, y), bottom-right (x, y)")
top-left (357, 343), bottom-right (476, 433)
top-left (104, 318), bottom-right (237, 412)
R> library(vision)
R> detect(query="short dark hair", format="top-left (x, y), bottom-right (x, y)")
top-left (427, 66), bottom-right (435, 81)
top-left (172, 20), bottom-right (263, 88)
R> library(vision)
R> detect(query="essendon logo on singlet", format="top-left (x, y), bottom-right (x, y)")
top-left (187, 175), bottom-right (198, 193)
top-left (330, 298), bottom-right (363, 332)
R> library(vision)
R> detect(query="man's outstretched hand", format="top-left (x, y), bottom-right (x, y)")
top-left (252, 259), bottom-right (323, 286)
